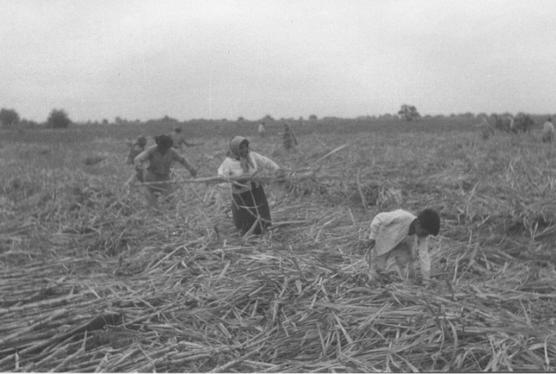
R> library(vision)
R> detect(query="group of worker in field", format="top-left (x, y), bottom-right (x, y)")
top-left (125, 123), bottom-right (440, 286)
top-left (478, 115), bottom-right (554, 142)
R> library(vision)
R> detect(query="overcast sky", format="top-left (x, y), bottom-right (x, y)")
top-left (2, 0), bottom-right (556, 122)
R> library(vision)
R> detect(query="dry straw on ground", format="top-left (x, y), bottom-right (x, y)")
top-left (1, 129), bottom-right (556, 372)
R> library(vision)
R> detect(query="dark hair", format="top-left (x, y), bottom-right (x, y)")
top-left (174, 127), bottom-right (182, 133)
top-left (417, 209), bottom-right (440, 236)
top-left (155, 134), bottom-right (173, 150)
top-left (548, 117), bottom-right (552, 122)
top-left (136, 136), bottom-right (147, 146)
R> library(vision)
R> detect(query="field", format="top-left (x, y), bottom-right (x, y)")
top-left (1, 119), bottom-right (556, 372)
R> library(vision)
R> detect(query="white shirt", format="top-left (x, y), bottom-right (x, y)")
top-left (369, 209), bottom-right (432, 279)
top-left (217, 151), bottom-right (279, 193)
top-left (369, 209), bottom-right (417, 256)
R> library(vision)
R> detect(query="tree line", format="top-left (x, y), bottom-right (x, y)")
top-left (1, 104), bottom-right (551, 130)
top-left (0, 108), bottom-right (71, 129)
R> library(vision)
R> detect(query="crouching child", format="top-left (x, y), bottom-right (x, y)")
top-left (366, 208), bottom-right (440, 284)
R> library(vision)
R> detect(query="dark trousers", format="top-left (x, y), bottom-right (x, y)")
top-left (231, 183), bottom-right (271, 235)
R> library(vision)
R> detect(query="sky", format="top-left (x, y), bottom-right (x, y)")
top-left (2, 0), bottom-right (556, 122)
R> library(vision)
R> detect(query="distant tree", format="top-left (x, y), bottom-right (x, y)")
top-left (379, 113), bottom-right (395, 120)
top-left (161, 115), bottom-right (178, 123)
top-left (102, 119), bottom-right (109, 125)
top-left (308, 114), bottom-right (318, 121)
top-left (398, 105), bottom-right (421, 121)
top-left (262, 114), bottom-right (274, 122)
top-left (46, 109), bottom-right (71, 129)
top-left (279, 117), bottom-right (293, 122)
top-left (237, 116), bottom-right (245, 122)
top-left (0, 108), bottom-right (20, 127)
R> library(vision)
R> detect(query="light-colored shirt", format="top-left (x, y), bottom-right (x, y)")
top-left (369, 209), bottom-right (431, 279)
top-left (135, 145), bottom-right (187, 177)
top-left (369, 209), bottom-right (417, 256)
top-left (217, 151), bottom-right (279, 193)
top-left (543, 121), bottom-right (554, 134)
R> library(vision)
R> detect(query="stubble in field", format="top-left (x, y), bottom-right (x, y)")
top-left (1, 124), bottom-right (555, 372)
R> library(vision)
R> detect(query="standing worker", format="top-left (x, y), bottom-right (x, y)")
top-left (283, 123), bottom-right (298, 150)
top-left (170, 127), bottom-right (204, 149)
top-left (476, 115), bottom-right (494, 140)
top-left (217, 136), bottom-right (284, 236)
top-left (542, 117), bottom-right (554, 143)
top-left (258, 122), bottom-right (266, 138)
top-left (135, 135), bottom-right (197, 207)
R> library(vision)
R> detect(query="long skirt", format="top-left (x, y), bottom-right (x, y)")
top-left (231, 183), bottom-right (271, 235)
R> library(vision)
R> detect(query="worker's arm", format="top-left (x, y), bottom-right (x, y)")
top-left (173, 149), bottom-right (197, 177)
top-left (134, 146), bottom-right (154, 168)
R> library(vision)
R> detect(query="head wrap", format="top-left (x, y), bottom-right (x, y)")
top-left (227, 136), bottom-right (254, 173)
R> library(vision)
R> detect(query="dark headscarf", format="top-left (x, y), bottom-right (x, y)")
top-left (227, 136), bottom-right (254, 173)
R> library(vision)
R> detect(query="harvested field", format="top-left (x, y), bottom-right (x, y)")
top-left (1, 123), bottom-right (556, 372)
